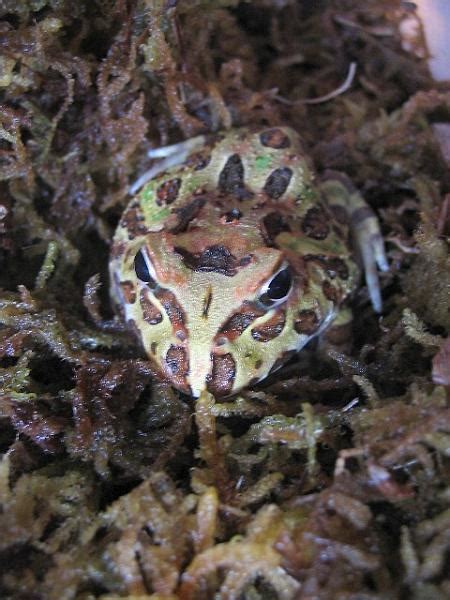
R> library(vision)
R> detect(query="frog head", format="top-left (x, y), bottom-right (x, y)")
top-left (110, 214), bottom-right (327, 397)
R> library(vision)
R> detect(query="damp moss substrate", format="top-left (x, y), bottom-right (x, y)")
top-left (0, 1), bottom-right (449, 598)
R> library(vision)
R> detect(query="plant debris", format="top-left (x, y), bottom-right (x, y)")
top-left (0, 1), bottom-right (449, 598)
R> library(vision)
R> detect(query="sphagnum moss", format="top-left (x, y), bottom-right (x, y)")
top-left (0, 1), bottom-right (449, 598)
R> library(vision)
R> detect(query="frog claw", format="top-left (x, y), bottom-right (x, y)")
top-left (130, 136), bottom-right (205, 194)
top-left (356, 229), bottom-right (388, 313)
top-left (374, 236), bottom-right (389, 273)
top-left (319, 173), bottom-right (388, 312)
top-left (147, 135), bottom-right (205, 159)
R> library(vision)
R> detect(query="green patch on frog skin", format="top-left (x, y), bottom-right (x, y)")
top-left (141, 201), bottom-right (171, 225)
top-left (140, 180), bottom-right (158, 202)
top-left (139, 182), bottom-right (171, 224)
top-left (277, 232), bottom-right (345, 256)
top-left (301, 185), bottom-right (318, 203)
top-left (184, 176), bottom-right (204, 194)
top-left (255, 155), bottom-right (272, 170)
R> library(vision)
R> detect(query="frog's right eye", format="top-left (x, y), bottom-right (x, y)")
top-left (257, 263), bottom-right (293, 308)
top-left (134, 247), bottom-right (157, 287)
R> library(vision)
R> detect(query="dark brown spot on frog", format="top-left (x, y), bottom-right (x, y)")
top-left (302, 205), bottom-right (330, 240)
top-left (254, 359), bottom-right (262, 369)
top-left (174, 244), bottom-right (240, 277)
top-left (218, 154), bottom-right (253, 200)
top-left (294, 309), bottom-right (320, 335)
top-left (185, 151), bottom-right (211, 171)
top-left (327, 257), bottom-right (349, 280)
top-left (168, 197), bottom-right (206, 234)
top-left (140, 288), bottom-right (163, 324)
top-left (351, 205), bottom-right (375, 226)
top-left (219, 302), bottom-right (266, 341)
top-left (304, 255), bottom-right (349, 280)
top-left (120, 206), bottom-right (147, 240)
top-left (156, 178), bottom-right (181, 206)
top-left (154, 288), bottom-right (187, 331)
top-left (262, 212), bottom-right (291, 245)
top-left (151, 342), bottom-right (158, 354)
top-left (120, 281), bottom-right (136, 304)
top-left (251, 310), bottom-right (286, 342)
top-left (329, 204), bottom-right (349, 225)
top-left (263, 168), bottom-right (293, 199)
top-left (165, 345), bottom-right (190, 393)
top-left (322, 170), bottom-right (357, 193)
top-left (219, 154), bottom-right (243, 192)
top-left (260, 128), bottom-right (291, 149)
top-left (322, 280), bottom-right (340, 303)
top-left (207, 353), bottom-right (236, 396)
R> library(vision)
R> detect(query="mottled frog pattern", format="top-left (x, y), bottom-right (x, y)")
top-left (110, 127), bottom-right (387, 397)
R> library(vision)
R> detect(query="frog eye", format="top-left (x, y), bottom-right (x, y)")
top-left (134, 247), bottom-right (157, 287)
top-left (258, 263), bottom-right (293, 308)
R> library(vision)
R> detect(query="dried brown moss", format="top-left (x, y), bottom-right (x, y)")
top-left (0, 1), bottom-right (449, 598)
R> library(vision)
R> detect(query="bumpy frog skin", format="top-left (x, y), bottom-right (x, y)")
top-left (110, 127), bottom-right (387, 397)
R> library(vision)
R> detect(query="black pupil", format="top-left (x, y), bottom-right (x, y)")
top-left (267, 267), bottom-right (292, 300)
top-left (134, 249), bottom-right (152, 282)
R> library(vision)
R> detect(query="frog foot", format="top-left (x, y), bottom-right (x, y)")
top-left (320, 171), bottom-right (389, 313)
top-left (129, 135), bottom-right (205, 194)
top-left (352, 210), bottom-right (389, 313)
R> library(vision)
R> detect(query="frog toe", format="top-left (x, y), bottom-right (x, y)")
top-left (359, 230), bottom-right (388, 313)
top-left (130, 136), bottom-right (206, 194)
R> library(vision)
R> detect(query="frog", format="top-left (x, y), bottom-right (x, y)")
top-left (110, 126), bottom-right (388, 398)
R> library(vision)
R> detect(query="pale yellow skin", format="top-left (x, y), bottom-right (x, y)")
top-left (110, 127), bottom-right (387, 397)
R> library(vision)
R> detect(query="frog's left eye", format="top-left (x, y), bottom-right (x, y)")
top-left (134, 247), bottom-right (157, 287)
top-left (258, 263), bottom-right (293, 308)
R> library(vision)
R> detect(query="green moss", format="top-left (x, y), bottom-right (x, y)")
top-left (0, 1), bottom-right (448, 598)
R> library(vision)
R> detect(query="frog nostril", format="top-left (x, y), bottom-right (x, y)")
top-left (222, 208), bottom-right (242, 223)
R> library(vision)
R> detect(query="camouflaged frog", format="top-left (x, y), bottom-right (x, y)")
top-left (110, 127), bottom-right (388, 397)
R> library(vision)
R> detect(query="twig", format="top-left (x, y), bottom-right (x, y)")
top-left (274, 62), bottom-right (357, 106)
